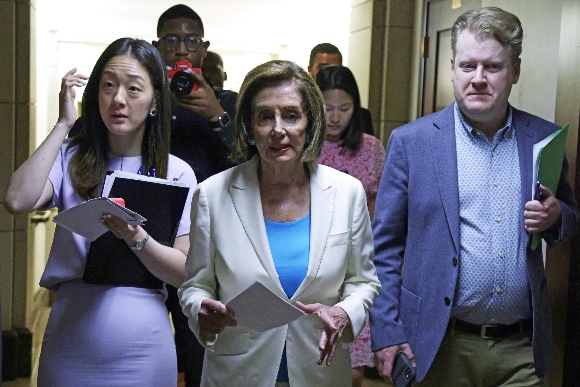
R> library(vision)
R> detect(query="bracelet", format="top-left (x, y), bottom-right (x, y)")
top-left (130, 233), bottom-right (150, 251)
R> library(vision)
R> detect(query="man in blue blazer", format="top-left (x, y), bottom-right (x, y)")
top-left (370, 7), bottom-right (578, 385)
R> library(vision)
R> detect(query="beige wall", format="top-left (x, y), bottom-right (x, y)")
top-left (348, 0), bottom-right (416, 144)
top-left (482, 0), bottom-right (563, 122)
top-left (0, 0), bottom-right (16, 331)
top-left (0, 0), bottom-right (35, 331)
top-left (348, 0), bottom-right (373, 110)
top-left (555, 1), bottom-right (580, 188)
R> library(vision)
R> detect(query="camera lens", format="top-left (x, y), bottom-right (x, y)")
top-left (170, 70), bottom-right (196, 95)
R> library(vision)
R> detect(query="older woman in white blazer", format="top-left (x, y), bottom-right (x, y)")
top-left (178, 60), bottom-right (381, 386)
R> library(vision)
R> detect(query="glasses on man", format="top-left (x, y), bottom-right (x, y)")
top-left (160, 35), bottom-right (203, 51)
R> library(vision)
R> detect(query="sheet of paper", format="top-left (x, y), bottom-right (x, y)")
top-left (53, 197), bottom-right (146, 241)
top-left (226, 281), bottom-right (305, 332)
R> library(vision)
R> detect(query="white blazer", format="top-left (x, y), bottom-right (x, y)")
top-left (179, 157), bottom-right (381, 386)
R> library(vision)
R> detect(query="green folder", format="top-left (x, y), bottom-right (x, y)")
top-left (530, 123), bottom-right (569, 250)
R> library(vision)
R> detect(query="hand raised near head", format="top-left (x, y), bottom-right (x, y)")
top-left (58, 68), bottom-right (88, 129)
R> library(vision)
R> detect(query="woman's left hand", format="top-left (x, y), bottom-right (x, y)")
top-left (100, 213), bottom-right (142, 245)
top-left (295, 301), bottom-right (350, 366)
top-left (99, 213), bottom-right (188, 288)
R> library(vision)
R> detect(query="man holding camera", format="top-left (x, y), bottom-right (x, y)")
top-left (152, 5), bottom-right (237, 386)
top-left (153, 4), bottom-right (236, 184)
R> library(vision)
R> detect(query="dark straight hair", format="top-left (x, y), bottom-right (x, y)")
top-left (315, 65), bottom-right (363, 151)
top-left (67, 37), bottom-right (171, 199)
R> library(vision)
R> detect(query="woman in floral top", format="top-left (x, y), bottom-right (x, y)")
top-left (316, 65), bottom-right (386, 386)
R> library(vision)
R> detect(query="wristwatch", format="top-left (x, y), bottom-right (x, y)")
top-left (209, 112), bottom-right (231, 129)
top-left (130, 234), bottom-right (150, 251)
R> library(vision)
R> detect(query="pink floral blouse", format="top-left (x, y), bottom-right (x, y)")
top-left (318, 133), bottom-right (386, 200)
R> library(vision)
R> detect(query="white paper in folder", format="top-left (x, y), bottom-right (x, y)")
top-left (53, 197), bottom-right (145, 241)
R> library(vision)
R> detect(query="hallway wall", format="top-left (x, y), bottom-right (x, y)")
top-left (0, 0), bottom-right (36, 332)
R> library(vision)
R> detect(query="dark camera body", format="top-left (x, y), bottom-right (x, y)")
top-left (168, 59), bottom-right (201, 95)
top-left (392, 352), bottom-right (416, 387)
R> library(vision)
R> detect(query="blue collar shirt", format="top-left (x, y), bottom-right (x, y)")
top-left (451, 103), bottom-right (532, 325)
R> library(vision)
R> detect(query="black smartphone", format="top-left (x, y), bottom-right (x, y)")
top-left (391, 352), bottom-right (416, 387)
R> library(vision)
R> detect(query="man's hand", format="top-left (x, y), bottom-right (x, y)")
top-left (174, 70), bottom-right (224, 124)
top-left (374, 343), bottom-right (415, 385)
top-left (524, 184), bottom-right (561, 233)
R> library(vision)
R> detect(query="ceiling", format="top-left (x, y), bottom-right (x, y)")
top-left (39, 0), bottom-right (351, 67)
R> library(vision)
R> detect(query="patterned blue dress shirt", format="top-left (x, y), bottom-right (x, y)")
top-left (451, 103), bottom-right (532, 325)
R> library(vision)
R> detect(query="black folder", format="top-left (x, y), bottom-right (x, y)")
top-left (83, 173), bottom-right (190, 289)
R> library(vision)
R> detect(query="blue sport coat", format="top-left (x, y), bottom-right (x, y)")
top-left (369, 103), bottom-right (579, 381)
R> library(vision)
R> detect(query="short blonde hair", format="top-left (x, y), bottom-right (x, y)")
top-left (452, 7), bottom-right (523, 61)
top-left (230, 60), bottom-right (326, 164)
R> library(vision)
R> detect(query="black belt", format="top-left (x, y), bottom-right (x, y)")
top-left (449, 318), bottom-right (532, 339)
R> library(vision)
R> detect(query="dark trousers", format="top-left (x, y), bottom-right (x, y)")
top-left (166, 285), bottom-right (205, 387)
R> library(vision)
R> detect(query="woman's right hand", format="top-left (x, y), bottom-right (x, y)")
top-left (58, 68), bottom-right (88, 129)
top-left (3, 68), bottom-right (87, 215)
top-left (198, 299), bottom-right (237, 342)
